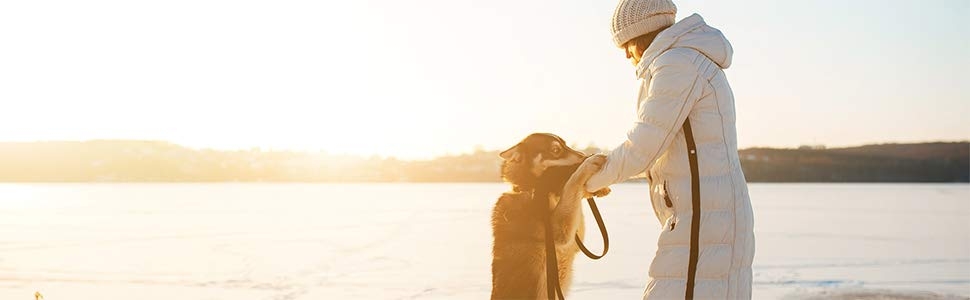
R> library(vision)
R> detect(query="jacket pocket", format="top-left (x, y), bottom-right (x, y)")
top-left (662, 181), bottom-right (673, 208)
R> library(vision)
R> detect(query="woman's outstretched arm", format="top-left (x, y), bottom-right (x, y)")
top-left (586, 48), bottom-right (705, 192)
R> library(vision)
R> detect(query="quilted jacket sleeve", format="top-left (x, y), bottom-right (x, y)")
top-left (586, 48), bottom-right (705, 192)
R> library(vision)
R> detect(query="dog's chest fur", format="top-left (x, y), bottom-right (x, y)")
top-left (490, 164), bottom-right (584, 300)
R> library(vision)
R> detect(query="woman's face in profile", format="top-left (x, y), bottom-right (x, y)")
top-left (624, 43), bottom-right (644, 66)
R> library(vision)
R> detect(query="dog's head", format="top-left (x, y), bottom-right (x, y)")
top-left (500, 133), bottom-right (586, 189)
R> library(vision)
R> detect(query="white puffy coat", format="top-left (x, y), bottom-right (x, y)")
top-left (586, 14), bottom-right (755, 299)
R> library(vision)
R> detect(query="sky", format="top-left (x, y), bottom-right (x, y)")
top-left (0, 0), bottom-right (967, 159)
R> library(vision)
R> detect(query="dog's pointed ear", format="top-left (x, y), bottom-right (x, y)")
top-left (500, 144), bottom-right (520, 161)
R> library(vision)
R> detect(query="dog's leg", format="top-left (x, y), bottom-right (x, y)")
top-left (552, 154), bottom-right (608, 244)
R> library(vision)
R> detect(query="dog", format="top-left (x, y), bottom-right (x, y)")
top-left (490, 133), bottom-right (609, 300)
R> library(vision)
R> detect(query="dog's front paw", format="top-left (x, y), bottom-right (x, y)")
top-left (570, 154), bottom-right (607, 187)
top-left (581, 154), bottom-right (607, 174)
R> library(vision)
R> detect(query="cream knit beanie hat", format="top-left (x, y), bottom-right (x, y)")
top-left (610, 0), bottom-right (677, 47)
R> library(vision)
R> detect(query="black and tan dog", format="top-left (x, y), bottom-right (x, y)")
top-left (491, 133), bottom-right (609, 300)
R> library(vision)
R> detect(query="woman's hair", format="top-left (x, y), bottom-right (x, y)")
top-left (623, 27), bottom-right (669, 52)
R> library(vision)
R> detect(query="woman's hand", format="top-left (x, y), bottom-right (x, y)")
top-left (581, 155), bottom-right (611, 198)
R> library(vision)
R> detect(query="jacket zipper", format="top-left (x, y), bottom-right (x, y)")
top-left (683, 119), bottom-right (702, 300)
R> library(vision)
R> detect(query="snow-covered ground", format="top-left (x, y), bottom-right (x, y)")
top-left (0, 183), bottom-right (967, 299)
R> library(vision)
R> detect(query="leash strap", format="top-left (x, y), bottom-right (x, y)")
top-left (545, 196), bottom-right (609, 300)
top-left (683, 119), bottom-right (701, 300)
top-left (544, 211), bottom-right (566, 300)
top-left (574, 197), bottom-right (609, 259)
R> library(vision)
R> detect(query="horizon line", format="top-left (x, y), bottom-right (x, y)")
top-left (1, 138), bottom-right (967, 160)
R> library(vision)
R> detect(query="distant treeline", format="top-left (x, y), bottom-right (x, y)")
top-left (0, 140), bottom-right (966, 182)
top-left (739, 143), bottom-right (968, 182)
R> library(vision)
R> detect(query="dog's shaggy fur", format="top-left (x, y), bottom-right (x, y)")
top-left (490, 133), bottom-right (608, 300)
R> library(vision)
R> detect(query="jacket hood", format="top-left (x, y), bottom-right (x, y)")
top-left (636, 14), bottom-right (733, 78)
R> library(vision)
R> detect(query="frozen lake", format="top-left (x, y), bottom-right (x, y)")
top-left (0, 183), bottom-right (967, 299)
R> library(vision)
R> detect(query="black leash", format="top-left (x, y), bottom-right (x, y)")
top-left (543, 208), bottom-right (565, 300)
top-left (543, 196), bottom-right (610, 300)
top-left (575, 197), bottom-right (609, 259)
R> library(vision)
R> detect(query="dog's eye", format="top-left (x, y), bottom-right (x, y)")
top-left (551, 148), bottom-right (561, 155)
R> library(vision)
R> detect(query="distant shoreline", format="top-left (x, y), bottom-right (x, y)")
top-left (0, 180), bottom-right (970, 185)
top-left (1, 140), bottom-right (967, 183)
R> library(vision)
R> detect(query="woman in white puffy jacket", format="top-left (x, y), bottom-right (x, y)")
top-left (582, 1), bottom-right (755, 299)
